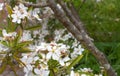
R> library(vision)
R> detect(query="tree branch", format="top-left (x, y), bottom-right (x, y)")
top-left (19, 1), bottom-right (49, 8)
top-left (48, 0), bottom-right (116, 76)
top-left (68, 2), bottom-right (80, 22)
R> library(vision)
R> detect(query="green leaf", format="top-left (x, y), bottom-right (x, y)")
top-left (0, 63), bottom-right (7, 74)
top-left (6, 18), bottom-right (15, 32)
top-left (25, 25), bottom-right (42, 31)
top-left (49, 70), bottom-right (55, 76)
top-left (13, 29), bottom-right (22, 46)
top-left (6, 4), bottom-right (12, 15)
top-left (15, 41), bottom-right (32, 48)
top-left (48, 59), bottom-right (60, 69)
top-left (0, 29), bottom-right (2, 36)
top-left (18, 47), bottom-right (32, 53)
top-left (13, 56), bottom-right (26, 67)
top-left (67, 55), bottom-right (83, 70)
top-left (12, 41), bottom-right (32, 51)
top-left (0, 41), bottom-right (9, 47)
top-left (9, 61), bottom-right (18, 76)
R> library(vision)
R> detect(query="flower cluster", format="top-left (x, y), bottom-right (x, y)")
top-left (20, 42), bottom-right (70, 76)
top-left (0, 28), bottom-right (85, 76)
top-left (20, 51), bottom-right (49, 76)
top-left (36, 42), bottom-right (70, 66)
top-left (10, 3), bottom-right (41, 24)
top-left (20, 41), bottom-right (85, 76)
top-left (0, 29), bottom-right (17, 53)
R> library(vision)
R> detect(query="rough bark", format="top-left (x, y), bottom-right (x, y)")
top-left (19, 1), bottom-right (48, 8)
top-left (47, 0), bottom-right (116, 76)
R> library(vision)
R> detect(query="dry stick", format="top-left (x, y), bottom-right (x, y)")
top-left (19, 1), bottom-right (49, 8)
top-left (48, 0), bottom-right (116, 76)
top-left (68, 3), bottom-right (88, 34)
top-left (68, 3), bottom-right (80, 21)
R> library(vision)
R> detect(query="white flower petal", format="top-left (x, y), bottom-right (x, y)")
top-left (70, 70), bottom-right (75, 76)
top-left (46, 52), bottom-right (52, 59)
top-left (59, 60), bottom-right (65, 66)
top-left (34, 68), bottom-right (41, 75)
top-left (52, 53), bottom-right (59, 60)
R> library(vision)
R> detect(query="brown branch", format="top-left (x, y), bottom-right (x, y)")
top-left (68, 3), bottom-right (80, 22)
top-left (57, 0), bottom-right (84, 29)
top-left (19, 1), bottom-right (49, 8)
top-left (68, 3), bottom-right (88, 34)
top-left (48, 0), bottom-right (116, 76)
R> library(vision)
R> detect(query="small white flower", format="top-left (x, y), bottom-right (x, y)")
top-left (71, 45), bottom-right (84, 58)
top-left (19, 3), bottom-right (28, 10)
top-left (11, 13), bottom-right (22, 23)
top-left (36, 42), bottom-right (48, 51)
top-left (2, 29), bottom-right (17, 37)
top-left (34, 68), bottom-right (41, 75)
top-left (57, 4), bottom-right (62, 9)
top-left (11, 3), bottom-right (28, 24)
top-left (2, 29), bottom-right (17, 40)
top-left (28, 8), bottom-right (42, 21)
top-left (80, 68), bottom-right (93, 73)
top-left (70, 70), bottom-right (75, 76)
top-left (26, 64), bottom-right (33, 71)
top-left (20, 30), bottom-right (33, 41)
top-left (59, 56), bottom-right (70, 66)
top-left (0, 3), bottom-right (4, 11)
top-left (46, 50), bottom-right (59, 60)
top-left (34, 56), bottom-right (39, 61)
top-left (46, 42), bottom-right (60, 60)
top-left (34, 66), bottom-right (49, 76)
top-left (62, 33), bottom-right (73, 41)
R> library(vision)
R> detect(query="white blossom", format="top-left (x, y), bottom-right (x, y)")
top-left (20, 30), bottom-right (33, 41)
top-left (0, 3), bottom-right (4, 11)
top-left (34, 68), bottom-right (49, 76)
top-left (80, 68), bottom-right (93, 73)
top-left (36, 42), bottom-right (48, 51)
top-left (28, 8), bottom-right (42, 21)
top-left (2, 29), bottom-right (17, 40)
top-left (59, 56), bottom-right (70, 66)
top-left (11, 3), bottom-right (28, 24)
top-left (54, 29), bottom-right (65, 42)
top-left (70, 70), bottom-right (80, 76)
top-left (71, 45), bottom-right (84, 58)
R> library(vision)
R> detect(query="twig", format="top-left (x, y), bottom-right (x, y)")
top-left (18, 1), bottom-right (49, 8)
